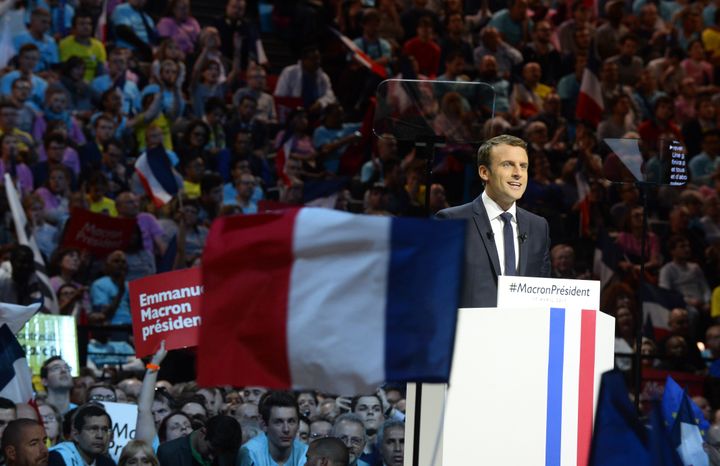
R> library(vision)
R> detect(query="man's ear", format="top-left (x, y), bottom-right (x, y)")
top-left (4, 445), bottom-right (16, 462)
top-left (478, 165), bottom-right (489, 182)
top-left (71, 427), bottom-right (80, 443)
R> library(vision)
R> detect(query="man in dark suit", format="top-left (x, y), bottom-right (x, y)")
top-left (437, 134), bottom-right (551, 307)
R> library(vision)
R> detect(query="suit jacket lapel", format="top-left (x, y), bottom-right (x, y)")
top-left (473, 196), bottom-right (501, 276)
top-left (517, 208), bottom-right (530, 276)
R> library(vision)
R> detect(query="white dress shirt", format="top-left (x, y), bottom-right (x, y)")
top-left (482, 191), bottom-right (520, 275)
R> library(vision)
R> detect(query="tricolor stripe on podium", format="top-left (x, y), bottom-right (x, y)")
top-left (544, 307), bottom-right (611, 466)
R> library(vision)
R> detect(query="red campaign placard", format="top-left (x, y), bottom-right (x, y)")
top-left (62, 208), bottom-right (136, 256)
top-left (129, 267), bottom-right (203, 358)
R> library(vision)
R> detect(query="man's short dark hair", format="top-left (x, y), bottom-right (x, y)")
top-left (18, 43), bottom-right (39, 56)
top-left (43, 131), bottom-right (67, 149)
top-left (702, 128), bottom-right (720, 141)
top-left (258, 392), bottom-right (298, 424)
top-left (205, 415), bottom-right (242, 455)
top-left (1, 419), bottom-right (41, 452)
top-left (476, 134), bottom-right (526, 168)
top-left (72, 404), bottom-right (111, 432)
top-left (200, 173), bottom-right (224, 195)
top-left (72, 8), bottom-right (93, 27)
top-left (444, 48), bottom-right (465, 64)
top-left (309, 437), bottom-right (349, 466)
top-left (40, 356), bottom-right (64, 380)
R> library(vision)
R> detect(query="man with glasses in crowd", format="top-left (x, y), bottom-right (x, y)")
top-left (48, 404), bottom-right (114, 466)
top-left (40, 357), bottom-right (76, 415)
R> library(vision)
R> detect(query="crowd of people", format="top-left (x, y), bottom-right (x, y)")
top-left (2, 0), bottom-right (720, 463)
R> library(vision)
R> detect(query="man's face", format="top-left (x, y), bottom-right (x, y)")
top-left (669, 309), bottom-right (690, 336)
top-left (0, 408), bottom-right (16, 439)
top-left (551, 247), bottom-right (573, 274)
top-left (242, 387), bottom-right (266, 405)
top-left (88, 387), bottom-right (117, 403)
top-left (233, 403), bottom-right (259, 423)
top-left (239, 99), bottom-right (257, 120)
top-left (106, 251), bottom-right (128, 276)
top-left (535, 22), bottom-right (552, 43)
top-left (30, 14), bottom-right (51, 34)
top-left (46, 141), bottom-right (66, 163)
top-left (42, 360), bottom-right (73, 390)
top-left (0, 107), bottom-right (19, 129)
top-left (354, 396), bottom-right (382, 432)
top-left (11, 80), bottom-right (31, 102)
top-left (226, 0), bottom-right (246, 19)
top-left (237, 174), bottom-right (256, 199)
top-left (620, 39), bottom-right (637, 57)
top-left (108, 54), bottom-right (127, 77)
top-left (264, 407), bottom-right (299, 450)
top-left (478, 144), bottom-right (529, 210)
top-left (447, 14), bottom-right (463, 34)
top-left (146, 127), bottom-right (164, 148)
top-left (297, 419), bottom-right (309, 444)
top-left (380, 426), bottom-right (404, 466)
top-left (446, 56), bottom-right (465, 76)
top-left (335, 420), bottom-right (365, 465)
top-left (151, 400), bottom-right (170, 427)
top-left (4, 424), bottom-right (48, 466)
top-left (707, 327), bottom-right (720, 354)
top-left (509, 0), bottom-right (527, 21)
top-left (73, 415), bottom-right (112, 458)
top-left (75, 17), bottom-right (93, 37)
top-left (96, 120), bottom-right (115, 143)
top-left (19, 51), bottom-right (40, 72)
top-left (116, 194), bottom-right (139, 218)
top-left (301, 51), bottom-right (321, 74)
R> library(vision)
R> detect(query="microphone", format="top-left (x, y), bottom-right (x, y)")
top-left (519, 233), bottom-right (528, 243)
top-left (486, 231), bottom-right (494, 241)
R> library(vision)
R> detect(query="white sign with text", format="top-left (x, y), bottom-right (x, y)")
top-left (101, 401), bottom-right (138, 462)
top-left (497, 276), bottom-right (601, 311)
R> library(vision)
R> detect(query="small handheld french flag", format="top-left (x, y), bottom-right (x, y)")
top-left (135, 146), bottom-right (183, 207)
top-left (198, 208), bottom-right (466, 394)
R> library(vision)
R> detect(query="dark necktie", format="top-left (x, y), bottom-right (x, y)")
top-left (500, 212), bottom-right (516, 276)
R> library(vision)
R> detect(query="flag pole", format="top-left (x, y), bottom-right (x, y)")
top-left (633, 181), bottom-right (650, 413)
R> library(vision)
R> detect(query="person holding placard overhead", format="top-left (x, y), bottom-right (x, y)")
top-left (437, 134), bottom-right (551, 308)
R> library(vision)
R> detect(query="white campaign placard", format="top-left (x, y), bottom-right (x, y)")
top-left (497, 276), bottom-right (601, 310)
top-left (101, 401), bottom-right (138, 462)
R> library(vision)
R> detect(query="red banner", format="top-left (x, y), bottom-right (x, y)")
top-left (61, 208), bottom-right (136, 256)
top-left (129, 268), bottom-right (203, 358)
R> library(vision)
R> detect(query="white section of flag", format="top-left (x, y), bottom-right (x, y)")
top-left (287, 209), bottom-right (389, 394)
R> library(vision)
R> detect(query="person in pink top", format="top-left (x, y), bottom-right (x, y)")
top-left (156, 0), bottom-right (201, 55)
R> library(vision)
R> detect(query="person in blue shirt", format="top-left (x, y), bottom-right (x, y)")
top-left (238, 391), bottom-right (308, 466)
top-left (488, 0), bottom-right (532, 49)
top-left (0, 44), bottom-right (48, 108)
top-left (312, 104), bottom-right (361, 175)
top-left (111, 0), bottom-right (156, 61)
top-left (13, 8), bottom-right (58, 72)
top-left (89, 250), bottom-right (131, 325)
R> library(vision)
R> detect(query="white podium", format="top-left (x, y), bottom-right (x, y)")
top-left (405, 277), bottom-right (614, 466)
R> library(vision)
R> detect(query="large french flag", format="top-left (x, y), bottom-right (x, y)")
top-left (576, 48), bottom-right (604, 126)
top-left (0, 324), bottom-right (33, 403)
top-left (135, 146), bottom-right (182, 207)
top-left (198, 208), bottom-right (466, 394)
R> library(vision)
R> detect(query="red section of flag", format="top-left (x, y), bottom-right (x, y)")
top-left (198, 211), bottom-right (299, 388)
top-left (577, 309), bottom-right (597, 466)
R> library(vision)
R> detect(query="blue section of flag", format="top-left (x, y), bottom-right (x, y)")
top-left (146, 146), bottom-right (179, 196)
top-left (546, 308), bottom-right (565, 466)
top-left (302, 178), bottom-right (349, 203)
top-left (662, 377), bottom-right (710, 436)
top-left (0, 324), bottom-right (26, 390)
top-left (384, 217), bottom-right (466, 383)
top-left (672, 393), bottom-right (709, 466)
top-left (649, 401), bottom-right (682, 466)
top-left (589, 370), bottom-right (649, 466)
top-left (640, 282), bottom-right (686, 310)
